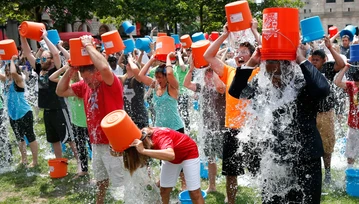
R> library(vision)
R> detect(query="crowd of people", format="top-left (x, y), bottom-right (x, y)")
top-left (0, 11), bottom-right (358, 204)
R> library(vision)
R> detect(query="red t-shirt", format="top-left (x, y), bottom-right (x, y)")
top-left (346, 81), bottom-right (359, 129)
top-left (151, 128), bottom-right (199, 164)
top-left (71, 75), bottom-right (124, 144)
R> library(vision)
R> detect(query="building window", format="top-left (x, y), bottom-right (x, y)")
top-left (309, 9), bottom-right (311, 13)
top-left (326, 0), bottom-right (335, 2)
top-left (344, 0), bottom-right (354, 2)
top-left (330, 8), bottom-right (332, 12)
top-left (348, 8), bottom-right (351, 11)
top-left (304, 9), bottom-right (306, 13)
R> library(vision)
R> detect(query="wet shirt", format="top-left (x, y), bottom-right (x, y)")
top-left (71, 74), bottom-right (124, 144)
top-left (318, 61), bottom-right (338, 113)
top-left (5, 81), bottom-right (31, 120)
top-left (340, 45), bottom-right (350, 59)
top-left (151, 127), bottom-right (199, 164)
top-left (123, 77), bottom-right (148, 128)
top-left (345, 81), bottom-right (359, 129)
top-left (35, 63), bottom-right (66, 109)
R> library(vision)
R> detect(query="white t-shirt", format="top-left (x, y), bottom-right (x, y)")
top-left (111, 65), bottom-right (123, 76)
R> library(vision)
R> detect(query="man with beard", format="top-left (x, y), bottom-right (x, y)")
top-left (20, 28), bottom-right (77, 159)
top-left (228, 44), bottom-right (330, 203)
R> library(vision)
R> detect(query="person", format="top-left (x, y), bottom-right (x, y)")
top-left (56, 35), bottom-right (125, 204)
top-left (228, 44), bottom-right (330, 203)
top-left (0, 56), bottom-right (39, 167)
top-left (20, 28), bottom-right (77, 159)
top-left (203, 23), bottom-right (258, 204)
top-left (334, 64), bottom-right (359, 169)
top-left (183, 58), bottom-right (226, 193)
top-left (124, 127), bottom-right (204, 204)
top-left (108, 54), bottom-right (123, 76)
top-left (309, 37), bottom-right (345, 184)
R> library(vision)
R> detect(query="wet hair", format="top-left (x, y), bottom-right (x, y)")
top-left (239, 42), bottom-right (255, 55)
top-left (353, 70), bottom-right (359, 82)
top-left (342, 35), bottom-right (350, 40)
top-left (155, 64), bottom-right (167, 75)
top-left (312, 50), bottom-right (326, 60)
top-left (99, 24), bottom-right (110, 33)
top-left (123, 130), bottom-right (153, 175)
top-left (79, 65), bottom-right (96, 73)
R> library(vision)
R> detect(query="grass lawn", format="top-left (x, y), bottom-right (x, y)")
top-left (0, 115), bottom-right (359, 203)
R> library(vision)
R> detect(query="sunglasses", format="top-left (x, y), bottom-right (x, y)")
top-left (41, 57), bottom-right (52, 62)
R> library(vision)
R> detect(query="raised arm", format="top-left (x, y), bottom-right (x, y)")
top-left (10, 55), bottom-right (24, 88)
top-left (57, 40), bottom-right (70, 60)
top-left (80, 35), bottom-right (114, 86)
top-left (166, 52), bottom-right (179, 90)
top-left (49, 65), bottom-right (68, 83)
top-left (138, 56), bottom-right (156, 86)
top-left (177, 50), bottom-right (187, 72)
top-left (203, 24), bottom-right (229, 77)
top-left (324, 36), bottom-right (345, 71)
top-left (41, 29), bottom-right (61, 69)
top-left (213, 72), bottom-right (226, 94)
top-left (334, 64), bottom-right (350, 89)
top-left (183, 57), bottom-right (197, 92)
top-left (56, 66), bottom-right (78, 97)
top-left (251, 18), bottom-right (261, 46)
top-left (128, 54), bottom-right (143, 83)
top-left (19, 31), bottom-right (36, 69)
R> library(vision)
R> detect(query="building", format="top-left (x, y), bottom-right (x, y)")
top-left (300, 0), bottom-right (359, 35)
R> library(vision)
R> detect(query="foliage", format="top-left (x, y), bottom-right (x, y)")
top-left (0, 2), bottom-right (31, 24)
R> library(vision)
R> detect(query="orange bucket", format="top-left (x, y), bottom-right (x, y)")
top-left (329, 26), bottom-right (338, 38)
top-left (155, 36), bottom-right (175, 62)
top-left (69, 38), bottom-right (94, 66)
top-left (261, 8), bottom-right (299, 61)
top-left (225, 1), bottom-right (252, 32)
top-left (48, 158), bottom-right (68, 179)
top-left (191, 40), bottom-right (210, 68)
top-left (0, 40), bottom-right (18, 60)
top-left (101, 30), bottom-right (125, 55)
top-left (180, 34), bottom-right (192, 48)
top-left (19, 21), bottom-right (45, 42)
top-left (158, 32), bottom-right (167, 37)
top-left (101, 110), bottom-right (142, 152)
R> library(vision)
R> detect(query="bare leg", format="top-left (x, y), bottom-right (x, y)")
top-left (28, 140), bottom-right (39, 167)
top-left (206, 161), bottom-right (217, 193)
top-left (323, 153), bottom-right (332, 183)
top-left (160, 187), bottom-right (173, 204)
top-left (226, 176), bottom-right (238, 204)
top-left (53, 142), bottom-right (62, 158)
top-left (96, 179), bottom-right (109, 204)
top-left (18, 141), bottom-right (28, 164)
top-left (189, 188), bottom-right (205, 204)
top-left (179, 171), bottom-right (187, 191)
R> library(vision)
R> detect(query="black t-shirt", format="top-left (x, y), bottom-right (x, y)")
top-left (318, 61), bottom-right (337, 112)
top-left (35, 63), bottom-right (66, 109)
top-left (123, 77), bottom-right (148, 128)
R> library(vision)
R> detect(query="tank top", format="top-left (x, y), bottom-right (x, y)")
top-left (5, 81), bottom-right (31, 120)
top-left (153, 86), bottom-right (184, 131)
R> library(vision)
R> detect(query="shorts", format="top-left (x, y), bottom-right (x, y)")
top-left (203, 129), bottom-right (223, 159)
top-left (160, 158), bottom-right (200, 191)
top-left (92, 144), bottom-right (125, 186)
top-left (44, 109), bottom-right (73, 143)
top-left (345, 127), bottom-right (359, 159)
top-left (222, 128), bottom-right (244, 176)
top-left (316, 109), bottom-right (335, 154)
top-left (9, 111), bottom-right (36, 143)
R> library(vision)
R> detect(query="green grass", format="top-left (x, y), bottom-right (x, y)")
top-left (1, 114), bottom-right (359, 203)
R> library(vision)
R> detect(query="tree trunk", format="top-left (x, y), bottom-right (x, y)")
top-left (34, 6), bottom-right (43, 22)
top-left (199, 3), bottom-right (203, 32)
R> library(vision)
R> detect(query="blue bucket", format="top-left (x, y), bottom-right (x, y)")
top-left (300, 16), bottom-right (325, 43)
top-left (123, 39), bottom-right (135, 54)
top-left (136, 38), bottom-right (151, 52)
top-left (349, 44), bottom-right (359, 62)
top-left (171, 34), bottom-right (180, 44)
top-left (122, 21), bottom-right (135, 34)
top-left (192, 32), bottom-right (205, 43)
top-left (340, 25), bottom-right (357, 42)
top-left (346, 168), bottom-right (359, 197)
top-left (178, 190), bottom-right (207, 204)
top-left (47, 30), bottom-right (60, 45)
top-left (145, 35), bottom-right (153, 42)
top-left (200, 161), bottom-right (208, 179)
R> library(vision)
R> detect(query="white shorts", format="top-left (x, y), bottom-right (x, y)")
top-left (92, 144), bottom-right (125, 187)
top-left (160, 158), bottom-right (200, 191)
top-left (345, 127), bottom-right (359, 159)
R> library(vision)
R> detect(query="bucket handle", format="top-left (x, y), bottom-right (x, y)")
top-left (61, 160), bottom-right (69, 165)
top-left (262, 28), bottom-right (297, 49)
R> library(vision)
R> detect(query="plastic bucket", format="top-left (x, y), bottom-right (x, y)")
top-left (19, 21), bottom-right (45, 42)
top-left (158, 32), bottom-right (167, 37)
top-left (300, 16), bottom-right (325, 43)
top-left (48, 158), bottom-right (68, 179)
top-left (346, 168), bottom-right (359, 197)
top-left (341, 25), bottom-right (357, 42)
top-left (209, 32), bottom-right (219, 41)
top-left (123, 39), bottom-right (135, 55)
top-left (329, 26), bottom-right (338, 38)
top-left (0, 40), bottom-right (18, 60)
top-left (101, 110), bottom-right (142, 152)
top-left (180, 34), bottom-right (192, 48)
top-left (349, 44), bottom-right (359, 62)
top-left (192, 32), bottom-right (205, 43)
top-left (122, 21), bottom-right (135, 34)
top-left (200, 161), bottom-right (208, 179)
top-left (204, 32), bottom-right (209, 40)
top-left (101, 30), bottom-right (125, 55)
top-left (261, 8), bottom-right (299, 61)
top-left (225, 1), bottom-right (252, 32)
top-left (155, 36), bottom-right (175, 62)
top-left (191, 40), bottom-right (210, 68)
top-left (171, 34), bottom-right (180, 45)
top-left (178, 190), bottom-right (207, 204)
top-left (69, 38), bottom-right (94, 66)
top-left (47, 30), bottom-right (60, 45)
top-left (136, 38), bottom-right (152, 52)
